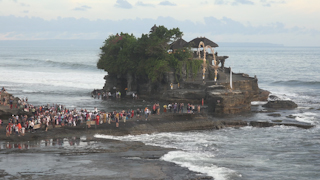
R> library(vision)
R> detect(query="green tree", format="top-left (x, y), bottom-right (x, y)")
top-left (97, 26), bottom-right (193, 83)
top-left (97, 33), bottom-right (137, 75)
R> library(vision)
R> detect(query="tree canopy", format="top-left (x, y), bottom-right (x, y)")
top-left (97, 25), bottom-right (194, 82)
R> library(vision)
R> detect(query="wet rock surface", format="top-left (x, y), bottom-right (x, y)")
top-left (0, 137), bottom-right (213, 180)
top-left (267, 113), bottom-right (281, 117)
top-left (262, 100), bottom-right (298, 109)
top-left (0, 101), bottom-right (315, 179)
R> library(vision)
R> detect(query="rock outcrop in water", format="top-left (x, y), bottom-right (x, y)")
top-left (263, 100), bottom-right (298, 109)
top-left (100, 65), bottom-right (269, 114)
top-left (96, 25), bottom-right (270, 114)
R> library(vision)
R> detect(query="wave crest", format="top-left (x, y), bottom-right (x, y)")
top-left (272, 80), bottom-right (320, 88)
top-left (20, 58), bottom-right (97, 70)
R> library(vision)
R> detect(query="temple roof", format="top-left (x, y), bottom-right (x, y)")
top-left (169, 38), bottom-right (188, 50)
top-left (187, 37), bottom-right (219, 48)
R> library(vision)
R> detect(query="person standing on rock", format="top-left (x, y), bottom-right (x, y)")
top-left (108, 112), bottom-right (112, 124)
top-left (30, 120), bottom-right (35, 132)
top-left (6, 125), bottom-right (10, 137)
top-left (152, 104), bottom-right (156, 115)
top-left (115, 112), bottom-right (119, 127)
top-left (163, 104), bottom-right (167, 113)
top-left (136, 108), bottom-right (141, 119)
top-left (145, 107), bottom-right (149, 121)
top-left (103, 112), bottom-right (107, 123)
top-left (96, 113), bottom-right (100, 125)
top-left (168, 103), bottom-right (172, 112)
top-left (9, 98), bottom-right (13, 109)
top-left (131, 109), bottom-right (134, 119)
top-left (17, 122), bottom-right (22, 136)
top-left (156, 103), bottom-right (160, 115)
top-left (21, 126), bottom-right (25, 136)
top-left (8, 121), bottom-right (12, 135)
top-left (3, 96), bottom-right (6, 106)
top-left (180, 103), bottom-right (184, 113)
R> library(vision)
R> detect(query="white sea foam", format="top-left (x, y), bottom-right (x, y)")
top-left (268, 93), bottom-right (293, 101)
top-left (94, 133), bottom-right (236, 179)
top-left (161, 151), bottom-right (240, 180)
top-left (21, 89), bottom-right (46, 93)
top-left (251, 101), bottom-right (267, 105)
top-left (0, 69), bottom-right (105, 90)
top-left (292, 112), bottom-right (318, 125)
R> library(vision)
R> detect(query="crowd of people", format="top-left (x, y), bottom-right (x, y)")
top-left (91, 90), bottom-right (138, 100)
top-left (2, 87), bottom-right (201, 137)
top-left (4, 101), bottom-right (201, 137)
top-left (0, 87), bottom-right (17, 109)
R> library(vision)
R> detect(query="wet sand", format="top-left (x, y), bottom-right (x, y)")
top-left (0, 102), bottom-right (313, 179)
top-left (0, 136), bottom-right (213, 180)
top-left (0, 109), bottom-right (214, 179)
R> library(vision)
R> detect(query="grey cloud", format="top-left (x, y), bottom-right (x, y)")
top-left (0, 15), bottom-right (318, 41)
top-left (114, 0), bottom-right (133, 9)
top-left (215, 0), bottom-right (255, 6)
top-left (159, 1), bottom-right (176, 6)
top-left (214, 0), bottom-right (228, 5)
top-left (260, 0), bottom-right (286, 7)
top-left (200, 1), bottom-right (209, 5)
top-left (73, 5), bottom-right (91, 11)
top-left (232, 0), bottom-right (254, 6)
top-left (10, 0), bottom-right (30, 7)
top-left (20, 3), bottom-right (30, 7)
top-left (262, 3), bottom-right (271, 7)
top-left (136, 1), bottom-right (155, 7)
top-left (23, 10), bottom-right (29, 13)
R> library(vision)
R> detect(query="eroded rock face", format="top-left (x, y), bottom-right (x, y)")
top-left (262, 100), bottom-right (298, 109)
top-left (99, 67), bottom-right (270, 114)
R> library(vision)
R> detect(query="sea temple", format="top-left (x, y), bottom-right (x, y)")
top-left (97, 25), bottom-right (270, 114)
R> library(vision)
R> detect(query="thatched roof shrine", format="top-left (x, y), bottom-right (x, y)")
top-left (188, 37), bottom-right (219, 48)
top-left (169, 38), bottom-right (187, 50)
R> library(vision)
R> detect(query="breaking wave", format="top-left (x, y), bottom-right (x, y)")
top-left (272, 80), bottom-right (320, 88)
top-left (18, 58), bottom-right (97, 70)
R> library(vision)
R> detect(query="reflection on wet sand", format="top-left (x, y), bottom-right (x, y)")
top-left (1, 137), bottom-right (83, 150)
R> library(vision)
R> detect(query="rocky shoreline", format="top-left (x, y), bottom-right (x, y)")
top-left (0, 106), bottom-right (314, 143)
top-left (0, 93), bottom-right (315, 179)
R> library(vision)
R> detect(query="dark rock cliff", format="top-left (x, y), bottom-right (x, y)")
top-left (100, 62), bottom-right (269, 114)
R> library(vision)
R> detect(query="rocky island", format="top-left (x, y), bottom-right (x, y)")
top-left (96, 25), bottom-right (269, 114)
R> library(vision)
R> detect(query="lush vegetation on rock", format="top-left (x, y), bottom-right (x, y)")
top-left (97, 26), bottom-right (199, 82)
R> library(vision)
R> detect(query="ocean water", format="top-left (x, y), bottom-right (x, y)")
top-left (1, 41), bottom-right (320, 180)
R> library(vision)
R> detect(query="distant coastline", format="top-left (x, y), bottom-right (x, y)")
top-left (0, 39), bottom-right (284, 47)
top-left (217, 42), bottom-right (284, 47)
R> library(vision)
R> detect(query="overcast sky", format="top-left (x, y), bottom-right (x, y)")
top-left (0, 0), bottom-right (319, 46)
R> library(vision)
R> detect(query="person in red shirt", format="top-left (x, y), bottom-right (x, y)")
top-left (96, 114), bottom-right (100, 125)
top-left (17, 122), bottom-right (22, 136)
top-left (131, 110), bottom-right (134, 118)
